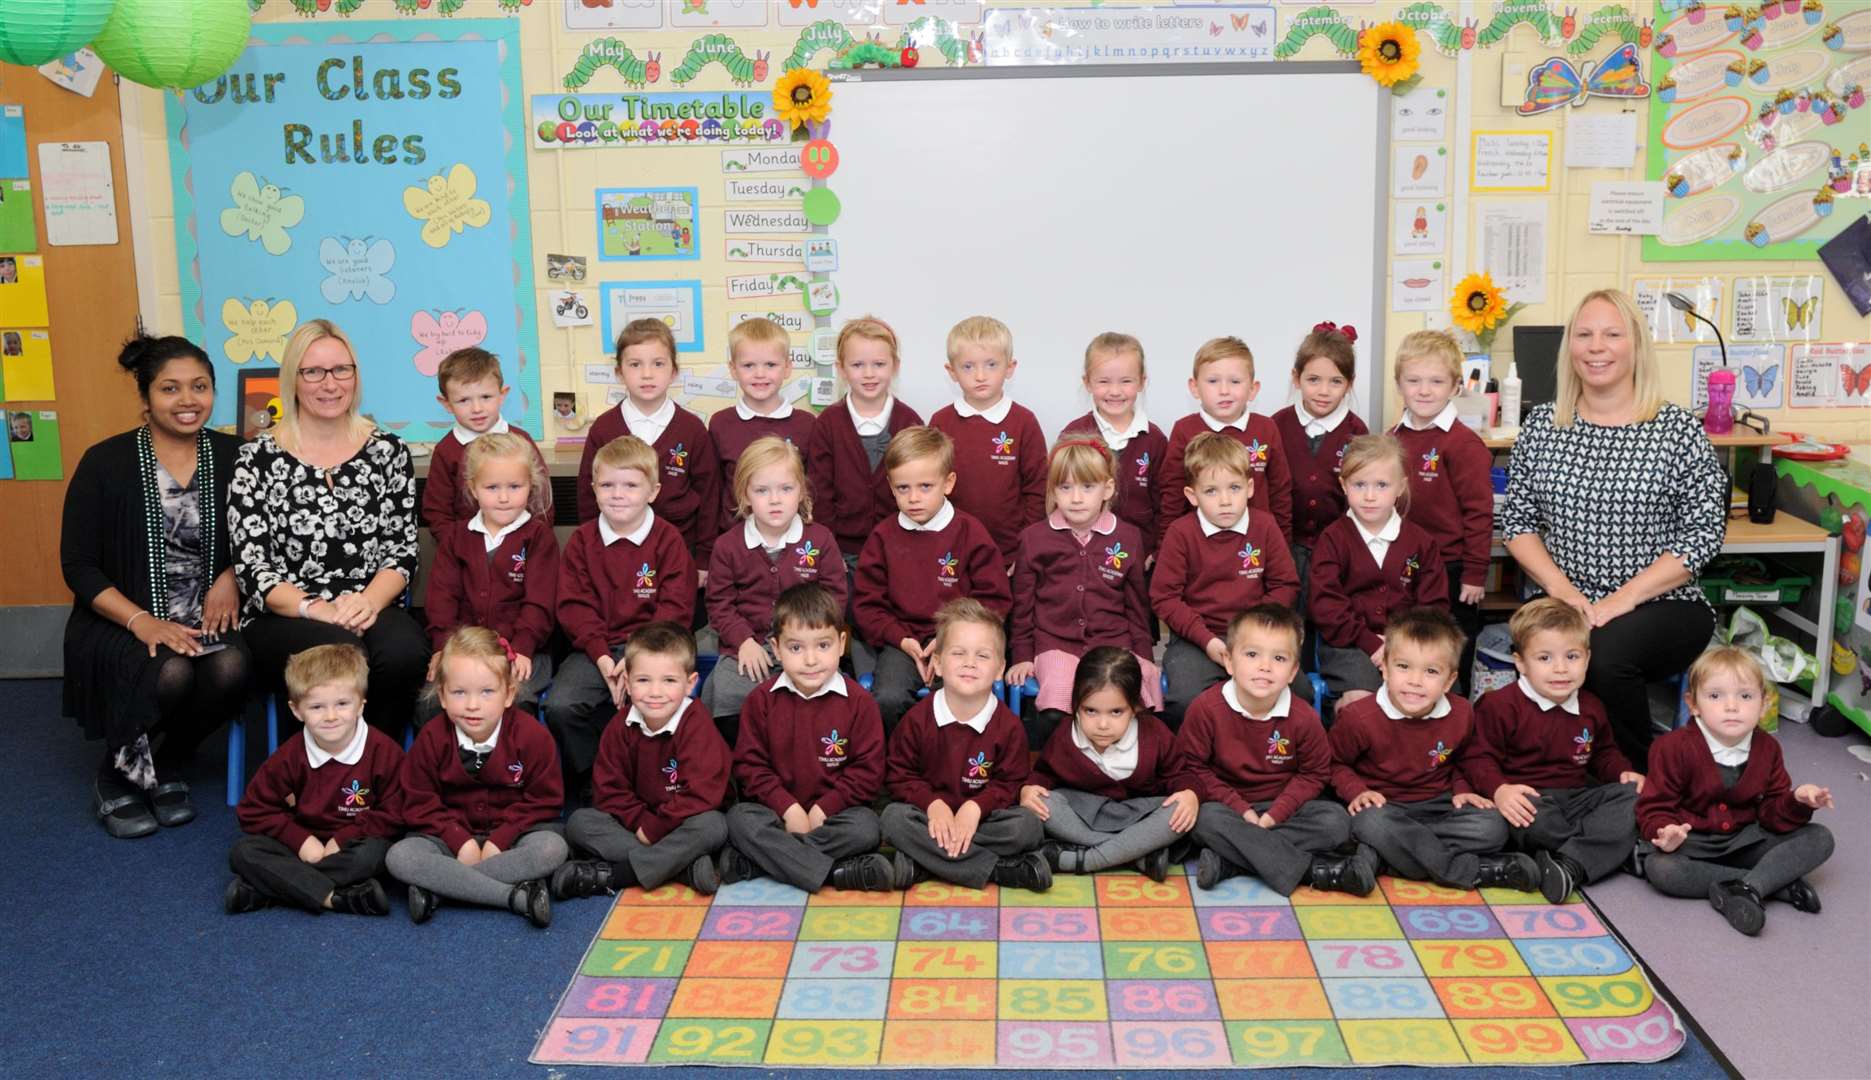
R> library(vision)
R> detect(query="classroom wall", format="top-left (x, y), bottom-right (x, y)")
top-left (125, 0), bottom-right (1867, 443)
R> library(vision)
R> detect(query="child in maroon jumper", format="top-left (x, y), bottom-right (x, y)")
top-left (545, 436), bottom-right (697, 782)
top-left (227, 645), bottom-right (401, 916)
top-left (556, 623), bottom-right (730, 899)
top-left (720, 584), bottom-right (891, 893)
top-left (425, 432), bottom-right (560, 716)
top-left (388, 628), bottom-right (565, 927)
top-left (1153, 432), bottom-right (1300, 729)
top-left (1158, 336), bottom-right (1294, 549)
top-left (707, 317), bottom-right (815, 527)
top-left (853, 426), bottom-right (1011, 737)
top-left (1466, 599), bottom-right (1645, 904)
top-left (422, 347), bottom-right (551, 529)
top-left (1388, 331), bottom-right (1493, 686)
top-left (1021, 648), bottom-right (1194, 881)
top-left (1331, 608), bottom-right (1534, 892)
top-left (576, 318), bottom-right (720, 570)
top-left (703, 437), bottom-right (845, 743)
top-left (1007, 440), bottom-right (1157, 745)
top-left (1061, 332), bottom-right (1168, 563)
top-left (929, 315), bottom-right (1047, 569)
top-left (1272, 323), bottom-right (1368, 600)
top-left (1179, 606), bottom-right (1361, 896)
top-left (880, 599), bottom-right (1050, 892)
top-left (1639, 646), bottom-right (1834, 936)
top-left (1309, 434), bottom-right (1449, 702)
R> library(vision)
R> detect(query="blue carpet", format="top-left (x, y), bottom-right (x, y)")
top-left (6, 679), bottom-right (1730, 1078)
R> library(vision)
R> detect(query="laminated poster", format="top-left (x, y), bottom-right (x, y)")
top-left (0, 255), bottom-right (49, 326)
top-left (1788, 342), bottom-right (1871, 408)
top-left (1632, 276), bottom-right (1725, 344)
top-left (1731, 274), bottom-right (1823, 342)
top-left (0, 329), bottom-right (54, 400)
top-left (1690, 343), bottom-right (1785, 410)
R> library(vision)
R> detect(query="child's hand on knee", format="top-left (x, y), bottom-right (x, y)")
top-left (1019, 784), bottom-right (1051, 819)
top-left (1347, 791), bottom-right (1386, 814)
top-left (635, 827), bottom-right (651, 845)
top-left (1619, 771), bottom-right (1645, 793)
top-left (481, 841), bottom-right (502, 860)
top-left (1651, 822), bottom-right (1691, 852)
top-left (324, 838), bottom-right (341, 858)
top-left (298, 836), bottom-right (327, 864)
top-left (1164, 789), bottom-right (1198, 832)
top-left (1493, 784), bottom-right (1540, 828)
top-left (1452, 791), bottom-right (1493, 811)
top-left (782, 803), bottom-right (811, 834)
top-left (951, 800), bottom-right (982, 857)
top-left (807, 805), bottom-right (827, 830)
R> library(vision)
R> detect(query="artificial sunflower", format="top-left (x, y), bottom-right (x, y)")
top-left (773, 68), bottom-right (833, 134)
top-left (1449, 272), bottom-right (1525, 351)
top-left (1358, 21), bottom-right (1421, 92)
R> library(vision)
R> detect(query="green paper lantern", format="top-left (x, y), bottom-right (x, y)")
top-left (0, 0), bottom-right (117, 68)
top-left (91, 0), bottom-right (249, 92)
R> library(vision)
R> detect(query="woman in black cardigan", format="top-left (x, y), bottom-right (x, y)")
top-left (62, 335), bottom-right (251, 837)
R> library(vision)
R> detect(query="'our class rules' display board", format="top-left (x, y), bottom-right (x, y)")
top-left (532, 868), bottom-right (1685, 1069)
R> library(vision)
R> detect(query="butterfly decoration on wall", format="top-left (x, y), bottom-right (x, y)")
top-left (1841, 361), bottom-right (1871, 398)
top-left (410, 309), bottom-right (490, 377)
top-left (1518, 43), bottom-right (1650, 115)
top-left (318, 236), bottom-right (397, 305)
top-left (1783, 295), bottom-right (1818, 332)
top-left (220, 172), bottom-right (306, 256)
top-left (1741, 362), bottom-right (1780, 398)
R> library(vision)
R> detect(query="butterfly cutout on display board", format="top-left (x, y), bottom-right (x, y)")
top-left (1784, 295), bottom-right (1818, 331)
top-left (1741, 362), bottom-right (1780, 397)
top-left (1518, 44), bottom-right (1651, 115)
top-left (1842, 361), bottom-right (1871, 397)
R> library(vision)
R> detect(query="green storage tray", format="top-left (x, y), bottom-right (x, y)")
top-left (1700, 556), bottom-right (1812, 606)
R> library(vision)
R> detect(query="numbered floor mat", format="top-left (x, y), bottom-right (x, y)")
top-left (531, 867), bottom-right (1685, 1068)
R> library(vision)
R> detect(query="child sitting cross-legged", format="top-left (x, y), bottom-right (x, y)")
top-left (718, 583), bottom-right (893, 893)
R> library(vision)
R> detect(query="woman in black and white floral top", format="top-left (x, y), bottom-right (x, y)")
top-left (230, 318), bottom-right (427, 741)
top-left (1501, 288), bottom-right (1727, 768)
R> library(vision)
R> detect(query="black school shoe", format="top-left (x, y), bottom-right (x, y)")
top-left (717, 847), bottom-right (758, 886)
top-left (95, 775), bottom-right (158, 840)
top-left (550, 859), bottom-right (616, 900)
top-left (224, 877), bottom-right (274, 915)
top-left (829, 854), bottom-right (895, 892)
top-left (1708, 880), bottom-right (1766, 936)
top-left (1308, 852), bottom-right (1377, 897)
top-left (149, 781), bottom-right (196, 828)
top-left (332, 879), bottom-right (390, 916)
top-left (1535, 851), bottom-right (1587, 905)
top-left (509, 880), bottom-right (552, 928)
top-left (891, 850), bottom-right (929, 890)
top-left (1476, 853), bottom-right (1541, 893)
top-left (681, 854), bottom-right (720, 896)
top-left (1135, 847), bottom-right (1171, 884)
top-left (407, 885), bottom-right (441, 924)
top-left (1774, 878), bottom-right (1822, 914)
top-left (990, 852), bottom-right (1053, 892)
top-left (1196, 848), bottom-right (1244, 891)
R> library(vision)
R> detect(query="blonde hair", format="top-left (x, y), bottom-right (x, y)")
top-left (1181, 431), bottom-right (1254, 487)
top-left (836, 315), bottom-right (901, 372)
top-left (728, 316), bottom-right (790, 363)
top-left (1684, 644), bottom-right (1766, 700)
top-left (435, 625), bottom-right (515, 693)
top-left (1507, 597), bottom-right (1591, 654)
top-left (733, 435), bottom-right (813, 520)
top-left (437, 347), bottom-right (503, 396)
top-left (464, 431), bottom-right (550, 517)
top-left (284, 643), bottom-right (368, 702)
top-left (1045, 438), bottom-right (1116, 514)
top-left (277, 319), bottom-right (373, 452)
top-left (883, 425), bottom-right (954, 477)
top-left (932, 596), bottom-right (1006, 656)
top-left (1337, 433), bottom-right (1411, 512)
top-left (1192, 336), bottom-right (1256, 381)
top-left (1083, 332), bottom-right (1145, 380)
top-left (1554, 288), bottom-right (1664, 428)
top-left (623, 620), bottom-right (698, 675)
top-left (945, 314), bottom-right (1013, 364)
top-left (614, 317), bottom-right (679, 370)
top-left (1392, 329), bottom-right (1463, 385)
top-left (592, 434), bottom-right (658, 484)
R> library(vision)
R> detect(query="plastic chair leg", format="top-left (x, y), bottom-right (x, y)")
top-left (225, 709), bottom-right (245, 807)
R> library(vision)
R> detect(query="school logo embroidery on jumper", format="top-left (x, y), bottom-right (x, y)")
top-left (1266, 729), bottom-right (1293, 764)
top-left (1427, 740), bottom-right (1452, 767)
top-left (819, 730), bottom-right (847, 767)
top-left (1238, 542), bottom-right (1262, 572)
top-left (1245, 438), bottom-right (1270, 466)
top-left (662, 758), bottom-right (681, 787)
top-left (667, 443), bottom-right (689, 470)
top-left (1104, 542), bottom-right (1130, 571)
top-left (1573, 727), bottom-right (1593, 765)
top-left (795, 539), bottom-right (821, 568)
top-left (964, 751), bottom-right (992, 789)
top-left (340, 779), bottom-right (369, 810)
top-left (508, 761), bottom-right (525, 785)
top-left (1136, 451), bottom-right (1151, 478)
top-left (636, 563), bottom-right (657, 588)
top-left (1333, 443), bottom-right (1348, 474)
top-left (992, 432), bottom-right (1015, 455)
top-left (1402, 554), bottom-right (1421, 584)
top-left (509, 545), bottom-right (528, 584)
top-left (937, 551), bottom-right (959, 585)
top-left (1420, 448), bottom-right (1441, 474)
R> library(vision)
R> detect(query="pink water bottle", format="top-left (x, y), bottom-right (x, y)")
top-left (1704, 367), bottom-right (1736, 435)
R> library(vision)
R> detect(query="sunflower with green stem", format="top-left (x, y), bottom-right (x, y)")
top-left (774, 68), bottom-right (833, 139)
top-left (1449, 272), bottom-right (1527, 352)
top-left (1358, 21), bottom-right (1422, 94)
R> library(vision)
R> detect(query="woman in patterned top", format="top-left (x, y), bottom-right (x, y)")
top-left (1501, 289), bottom-right (1727, 768)
top-left (62, 334), bottom-right (250, 837)
top-left (230, 319), bottom-right (427, 742)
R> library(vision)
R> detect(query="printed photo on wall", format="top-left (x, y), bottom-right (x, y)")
top-left (237, 368), bottom-right (281, 439)
top-left (598, 188), bottom-right (700, 261)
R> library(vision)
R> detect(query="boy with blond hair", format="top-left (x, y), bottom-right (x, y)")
top-left (708, 316), bottom-right (815, 526)
top-left (1157, 336), bottom-right (1293, 547)
top-left (929, 315), bottom-right (1048, 565)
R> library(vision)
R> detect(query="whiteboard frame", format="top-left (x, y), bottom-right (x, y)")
top-left (823, 60), bottom-right (1392, 426)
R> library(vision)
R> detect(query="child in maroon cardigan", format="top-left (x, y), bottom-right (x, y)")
top-left (1179, 606), bottom-right (1362, 896)
top-left (1271, 323), bottom-right (1368, 602)
top-left (881, 599), bottom-right (1050, 892)
top-left (1638, 646), bottom-right (1834, 936)
top-left (576, 317), bottom-right (720, 569)
top-left (422, 347), bottom-right (551, 529)
top-left (545, 435), bottom-right (697, 782)
top-left (556, 623), bottom-right (730, 899)
top-left (929, 315), bottom-right (1047, 568)
top-left (719, 584), bottom-right (891, 893)
top-left (708, 317), bottom-right (815, 528)
top-left (854, 426), bottom-right (1011, 736)
top-left (1388, 331), bottom-right (1492, 688)
top-left (1153, 432), bottom-right (1300, 728)
top-left (1021, 647), bottom-right (1193, 881)
top-left (1157, 335), bottom-right (1294, 549)
top-left (425, 432), bottom-right (560, 715)
top-left (1060, 332), bottom-right (1167, 562)
top-left (387, 628), bottom-right (565, 927)
top-left (702, 437), bottom-right (845, 743)
top-left (1467, 599), bottom-right (1645, 903)
top-left (1007, 440), bottom-right (1158, 744)
top-left (1331, 608), bottom-right (1531, 892)
top-left (227, 645), bottom-right (401, 916)
top-left (1309, 434), bottom-right (1449, 702)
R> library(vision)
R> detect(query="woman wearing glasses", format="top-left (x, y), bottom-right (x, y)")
top-left (230, 319), bottom-right (427, 742)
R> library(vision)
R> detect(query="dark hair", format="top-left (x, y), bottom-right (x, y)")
top-left (1384, 606), bottom-right (1467, 667)
top-left (623, 621), bottom-right (698, 675)
top-left (773, 582), bottom-right (844, 638)
top-left (1071, 646), bottom-right (1145, 715)
top-left (1226, 602), bottom-right (1305, 652)
top-left (117, 333), bottom-right (213, 400)
top-left (1293, 327), bottom-right (1357, 381)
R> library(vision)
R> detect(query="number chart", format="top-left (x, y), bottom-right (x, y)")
top-left (532, 870), bottom-right (1684, 1068)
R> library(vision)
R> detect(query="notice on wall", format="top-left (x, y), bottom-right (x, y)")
top-left (1391, 258), bottom-right (1444, 313)
top-left (1475, 200), bottom-right (1548, 304)
top-left (1393, 201), bottom-right (1447, 255)
top-left (36, 141), bottom-right (117, 246)
top-left (1472, 131), bottom-right (1552, 193)
top-left (1565, 112), bottom-right (1638, 169)
top-left (1587, 181), bottom-right (1663, 235)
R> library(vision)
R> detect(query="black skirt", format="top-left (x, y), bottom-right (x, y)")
top-left (62, 604), bottom-right (247, 749)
